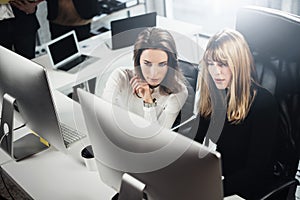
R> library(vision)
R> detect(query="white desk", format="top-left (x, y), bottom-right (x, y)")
top-left (0, 149), bottom-right (11, 166)
top-left (0, 16), bottom-right (244, 200)
top-left (2, 147), bottom-right (116, 200)
top-left (0, 89), bottom-right (116, 199)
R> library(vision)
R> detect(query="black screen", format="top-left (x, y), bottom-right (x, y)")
top-left (48, 34), bottom-right (78, 65)
top-left (111, 12), bottom-right (157, 50)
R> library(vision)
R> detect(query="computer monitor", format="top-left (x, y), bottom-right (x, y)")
top-left (110, 12), bottom-right (157, 50)
top-left (0, 46), bottom-right (66, 160)
top-left (77, 88), bottom-right (224, 200)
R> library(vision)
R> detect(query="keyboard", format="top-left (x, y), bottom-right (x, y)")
top-left (60, 123), bottom-right (86, 147)
top-left (58, 55), bottom-right (88, 71)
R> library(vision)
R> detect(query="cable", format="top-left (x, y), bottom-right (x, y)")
top-left (0, 132), bottom-right (9, 145)
top-left (0, 122), bottom-right (26, 144)
top-left (0, 120), bottom-right (20, 200)
top-left (0, 114), bottom-right (27, 146)
top-left (0, 115), bottom-right (26, 131)
top-left (13, 123), bottom-right (26, 131)
top-left (0, 120), bottom-right (24, 200)
top-left (170, 115), bottom-right (197, 131)
top-left (0, 169), bottom-right (15, 200)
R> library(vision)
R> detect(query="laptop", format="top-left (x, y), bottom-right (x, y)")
top-left (46, 31), bottom-right (99, 73)
top-left (106, 12), bottom-right (157, 50)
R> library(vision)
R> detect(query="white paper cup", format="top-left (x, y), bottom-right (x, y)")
top-left (81, 145), bottom-right (97, 171)
top-left (83, 157), bottom-right (97, 171)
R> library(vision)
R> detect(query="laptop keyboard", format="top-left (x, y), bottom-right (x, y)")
top-left (58, 55), bottom-right (87, 71)
top-left (60, 122), bottom-right (86, 147)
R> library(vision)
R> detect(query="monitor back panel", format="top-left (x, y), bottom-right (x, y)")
top-left (77, 89), bottom-right (224, 200)
top-left (111, 12), bottom-right (157, 50)
top-left (0, 46), bottom-right (66, 152)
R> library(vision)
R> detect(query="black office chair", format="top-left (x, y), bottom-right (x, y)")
top-left (236, 6), bottom-right (300, 200)
top-left (172, 59), bottom-right (199, 137)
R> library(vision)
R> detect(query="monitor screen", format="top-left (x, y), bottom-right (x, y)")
top-left (77, 88), bottom-right (224, 200)
top-left (0, 46), bottom-right (66, 160)
top-left (110, 12), bottom-right (157, 50)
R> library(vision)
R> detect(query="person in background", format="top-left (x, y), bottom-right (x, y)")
top-left (100, 27), bottom-right (188, 129)
top-left (194, 29), bottom-right (279, 199)
top-left (0, 0), bottom-right (43, 59)
top-left (46, 0), bottom-right (100, 41)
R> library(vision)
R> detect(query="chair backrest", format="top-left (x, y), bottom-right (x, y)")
top-left (236, 6), bottom-right (300, 179)
top-left (172, 59), bottom-right (199, 137)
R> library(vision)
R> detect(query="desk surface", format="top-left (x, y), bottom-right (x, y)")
top-left (0, 149), bottom-right (11, 166)
top-left (1, 144), bottom-right (244, 200)
top-left (0, 16), bottom-right (244, 200)
top-left (2, 146), bottom-right (116, 200)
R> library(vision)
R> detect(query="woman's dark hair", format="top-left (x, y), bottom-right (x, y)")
top-left (133, 27), bottom-right (184, 94)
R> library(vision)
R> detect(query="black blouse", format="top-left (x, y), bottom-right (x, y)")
top-left (195, 84), bottom-right (280, 199)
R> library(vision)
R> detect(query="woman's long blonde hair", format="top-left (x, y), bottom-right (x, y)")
top-left (198, 29), bottom-right (258, 124)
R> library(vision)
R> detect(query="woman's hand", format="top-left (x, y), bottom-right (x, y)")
top-left (10, 0), bottom-right (44, 15)
top-left (130, 75), bottom-right (153, 103)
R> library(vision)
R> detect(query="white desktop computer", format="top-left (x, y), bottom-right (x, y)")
top-left (78, 88), bottom-right (224, 200)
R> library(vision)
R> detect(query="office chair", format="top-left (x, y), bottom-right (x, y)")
top-left (236, 6), bottom-right (300, 200)
top-left (172, 59), bottom-right (199, 137)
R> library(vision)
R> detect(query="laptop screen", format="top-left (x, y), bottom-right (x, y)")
top-left (46, 31), bottom-right (81, 69)
top-left (111, 12), bottom-right (157, 50)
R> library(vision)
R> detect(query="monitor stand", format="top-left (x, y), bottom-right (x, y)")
top-left (0, 94), bottom-right (49, 161)
top-left (112, 173), bottom-right (146, 200)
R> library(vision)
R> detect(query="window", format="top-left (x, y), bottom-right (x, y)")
top-left (167, 0), bottom-right (300, 35)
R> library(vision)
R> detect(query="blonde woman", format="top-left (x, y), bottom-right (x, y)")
top-left (195, 29), bottom-right (279, 199)
top-left (101, 27), bottom-right (188, 129)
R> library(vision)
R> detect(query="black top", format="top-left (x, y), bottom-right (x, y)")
top-left (0, 7), bottom-right (39, 58)
top-left (46, 0), bottom-right (100, 20)
top-left (195, 84), bottom-right (279, 199)
top-left (11, 7), bottom-right (40, 32)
